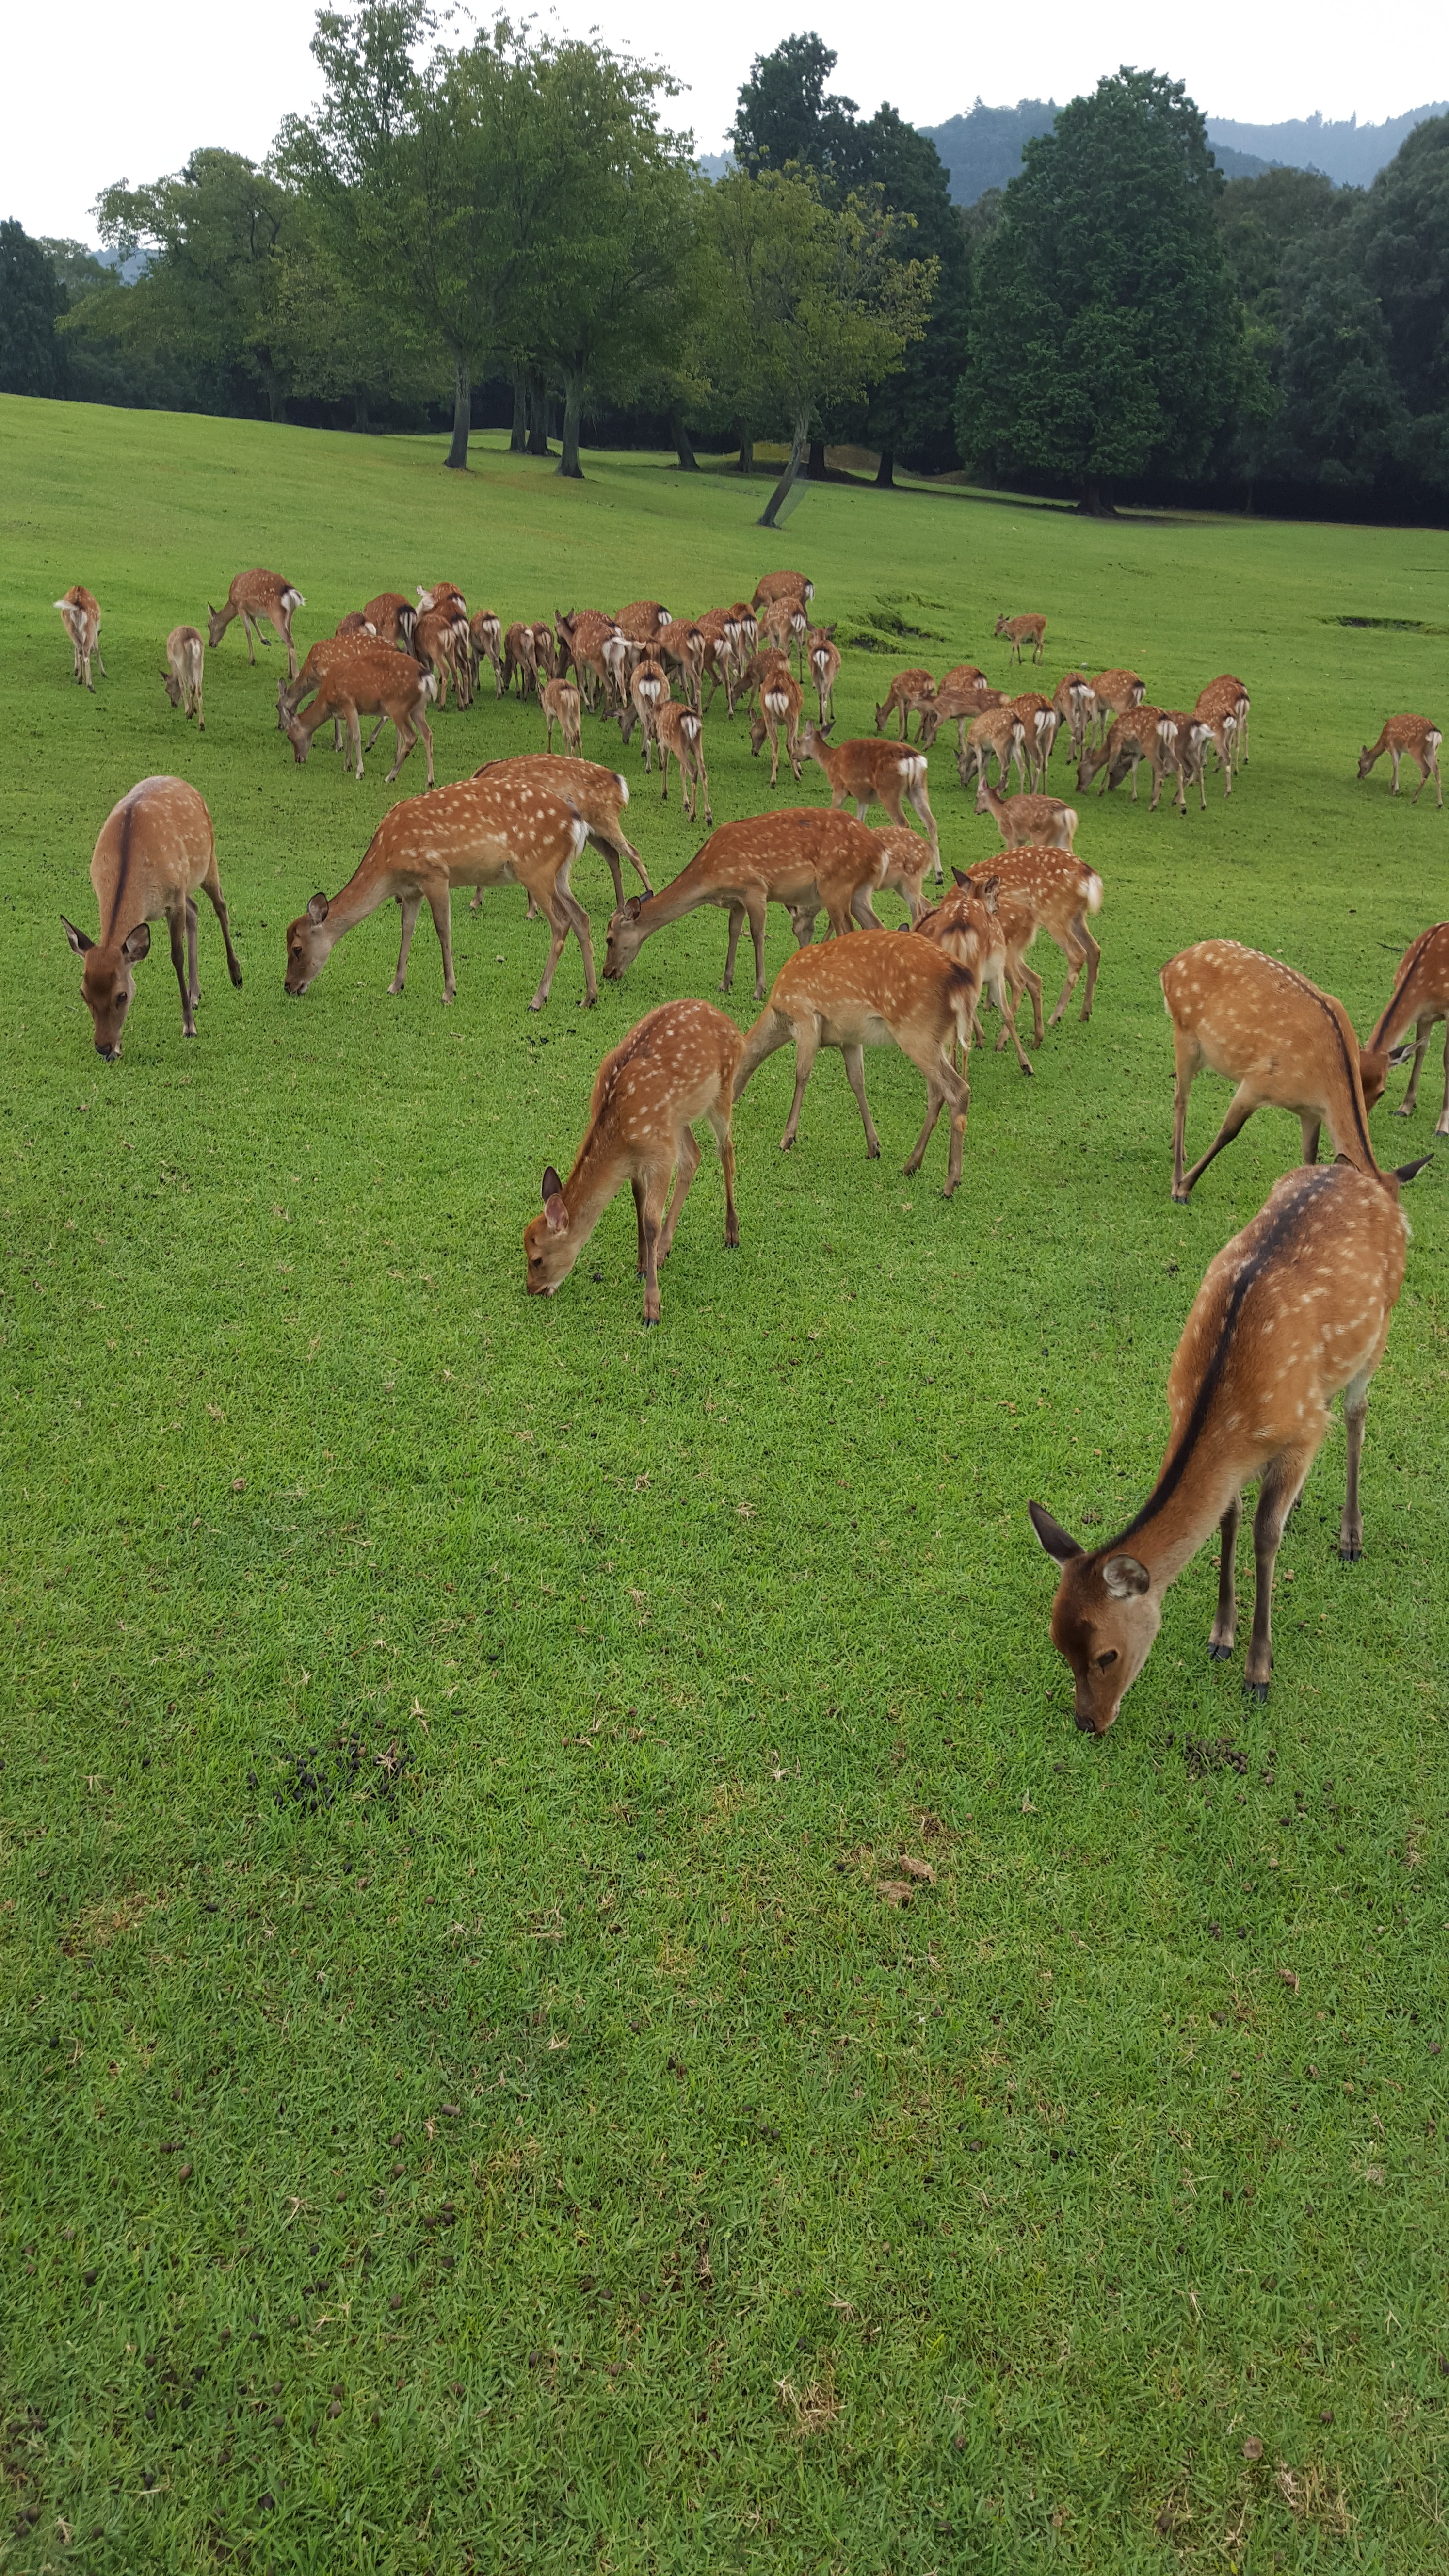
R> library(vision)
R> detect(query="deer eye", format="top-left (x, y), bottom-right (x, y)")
top-left (1095, 1649), bottom-right (1119, 1672)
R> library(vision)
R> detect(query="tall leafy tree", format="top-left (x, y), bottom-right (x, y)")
top-left (731, 35), bottom-right (862, 185)
top-left (0, 220), bottom-right (65, 397)
top-left (956, 69), bottom-right (1243, 512)
top-left (94, 151), bottom-right (308, 420)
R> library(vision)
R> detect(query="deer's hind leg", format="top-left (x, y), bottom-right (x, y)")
top-left (779, 1015), bottom-right (822, 1153)
top-left (201, 855), bottom-right (244, 990)
top-left (185, 896), bottom-right (200, 1008)
top-left (839, 1043), bottom-right (881, 1160)
top-left (1245, 1447), bottom-right (1314, 1696)
top-left (657, 1124), bottom-right (704, 1263)
top-left (703, 1096), bottom-right (740, 1248)
top-left (167, 902), bottom-right (197, 1038)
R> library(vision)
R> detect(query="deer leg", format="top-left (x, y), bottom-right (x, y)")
top-left (526, 896), bottom-right (571, 1012)
top-left (201, 864), bottom-right (244, 989)
top-left (390, 892), bottom-right (424, 995)
top-left (554, 875), bottom-right (597, 1009)
top-left (423, 885), bottom-right (456, 1003)
top-left (1395, 1017), bottom-right (1431, 1114)
top-left (630, 1178), bottom-right (647, 1275)
top-left (1075, 919), bottom-right (1102, 1021)
top-left (167, 905), bottom-right (196, 1038)
top-left (745, 896), bottom-right (769, 1001)
top-left (639, 1167), bottom-right (671, 1325)
top-left (1300, 1113), bottom-right (1322, 1167)
top-left (697, 756), bottom-right (713, 824)
top-left (1390, 748), bottom-right (1401, 795)
top-left (185, 896), bottom-right (200, 1007)
top-left (657, 1124), bottom-right (703, 1263)
top-left (705, 1100), bottom-right (741, 1247)
top-left (1411, 754), bottom-right (1431, 806)
top-left (94, 642), bottom-right (107, 680)
top-left (719, 903), bottom-right (747, 994)
top-left (850, 888), bottom-right (883, 930)
top-left (1170, 1048), bottom-right (1198, 1200)
top-left (348, 706), bottom-right (366, 783)
top-left (1047, 938), bottom-right (1086, 1028)
top-left (1245, 1449), bottom-right (1311, 1695)
top-left (1339, 1367), bottom-right (1374, 1561)
top-left (779, 1018), bottom-right (821, 1152)
top-left (990, 971), bottom-right (1035, 1075)
top-left (1180, 1082), bottom-right (1257, 1195)
top-left (1437, 1024), bottom-right (1449, 1135)
top-left (590, 836), bottom-right (625, 912)
top-left (839, 1043), bottom-right (881, 1160)
top-left (1208, 1494), bottom-right (1242, 1657)
top-left (414, 711), bottom-right (435, 790)
top-left (241, 611), bottom-right (258, 666)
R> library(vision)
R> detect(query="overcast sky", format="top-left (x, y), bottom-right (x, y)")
top-left (10, 0), bottom-right (1445, 240)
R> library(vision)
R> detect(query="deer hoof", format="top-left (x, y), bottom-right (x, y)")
top-left (1339, 1541), bottom-right (1363, 1563)
top-left (1207, 1642), bottom-right (1233, 1661)
top-left (1242, 1679), bottom-right (1270, 1703)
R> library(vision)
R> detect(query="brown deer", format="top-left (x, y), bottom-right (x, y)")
top-left (278, 646), bottom-right (437, 787)
top-left (807, 626), bottom-right (841, 724)
top-left (278, 633), bottom-right (380, 742)
top-left (616, 600), bottom-right (671, 643)
top-left (1077, 706), bottom-right (1171, 805)
top-left (912, 876), bottom-right (1034, 1077)
top-left (362, 593), bottom-right (417, 650)
top-left (469, 610), bottom-right (504, 697)
top-left (752, 570), bottom-right (813, 612)
top-left (750, 666), bottom-right (804, 787)
top-left (734, 931), bottom-right (978, 1196)
top-left (413, 606), bottom-right (471, 710)
top-left (918, 681), bottom-right (1010, 756)
top-left (417, 580), bottom-right (467, 617)
top-left (333, 611), bottom-right (376, 640)
top-left (759, 592), bottom-right (804, 670)
top-left (800, 722), bottom-right (938, 854)
top-left (162, 626), bottom-right (206, 732)
top-left (874, 668), bottom-right (936, 740)
top-left (1153, 711), bottom-right (1205, 815)
top-left (556, 610), bottom-right (621, 710)
top-left (55, 584), bottom-right (105, 690)
top-left (502, 622), bottom-right (542, 696)
top-left (1357, 714), bottom-right (1443, 808)
top-left (1161, 940), bottom-right (1387, 1203)
top-left (867, 825), bottom-right (936, 926)
top-left (654, 702), bottom-right (712, 824)
top-left (284, 774), bottom-right (594, 1010)
top-left (1089, 669), bottom-right (1146, 743)
top-left (958, 848), bottom-right (1104, 1035)
top-left (471, 755), bottom-right (651, 905)
top-left (1197, 674), bottom-right (1251, 769)
top-left (525, 999), bottom-right (742, 1325)
top-left (1009, 692), bottom-right (1059, 788)
top-left (961, 706), bottom-right (1027, 795)
top-left (1051, 673), bottom-right (1096, 760)
top-left (207, 570), bottom-right (304, 678)
top-left (617, 656), bottom-right (670, 770)
top-left (62, 777), bottom-right (242, 1058)
top-left (540, 677), bottom-right (583, 756)
top-left (604, 809), bottom-right (888, 997)
top-left (996, 612), bottom-right (1046, 666)
top-left (656, 617), bottom-right (707, 709)
top-left (1365, 921), bottom-right (1449, 1134)
top-left (938, 662), bottom-right (985, 693)
top-left (1030, 1156), bottom-right (1430, 1726)
top-left (975, 780), bottom-right (1077, 850)
top-left (1188, 698), bottom-right (1236, 798)
top-left (735, 645), bottom-right (792, 721)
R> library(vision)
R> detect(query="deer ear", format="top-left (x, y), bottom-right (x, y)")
top-left (306, 893), bottom-right (330, 926)
top-left (542, 1167), bottom-right (569, 1232)
top-left (625, 897), bottom-right (643, 921)
top-left (978, 876), bottom-right (1000, 914)
top-left (1029, 1501), bottom-right (1081, 1565)
top-left (1393, 1156), bottom-right (1434, 1185)
top-left (120, 922), bottom-right (151, 965)
top-left (62, 914), bottom-right (94, 957)
top-left (1102, 1551), bottom-right (1151, 1599)
top-left (951, 866), bottom-right (970, 886)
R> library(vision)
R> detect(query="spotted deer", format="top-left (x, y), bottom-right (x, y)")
top-left (1030, 1155), bottom-right (1429, 1726)
top-left (1197, 674), bottom-right (1251, 769)
top-left (654, 702), bottom-right (712, 824)
top-left (161, 626), bottom-right (206, 732)
top-left (1366, 921), bottom-right (1449, 1134)
top-left (278, 645), bottom-right (437, 787)
top-left (961, 706), bottom-right (1027, 795)
top-left (752, 570), bottom-right (813, 612)
top-left (413, 606), bottom-right (472, 710)
top-left (1010, 692), bottom-right (1059, 788)
top-left (807, 626), bottom-right (841, 724)
top-left (55, 585), bottom-right (105, 690)
top-left (62, 777), bottom-right (242, 1057)
top-left (617, 656), bottom-right (670, 771)
top-left (800, 722), bottom-right (938, 857)
top-left (1357, 714), bottom-right (1443, 808)
top-left (655, 617), bottom-right (707, 710)
top-left (557, 609), bottom-right (623, 711)
top-left (525, 1000), bottom-right (742, 1326)
top-left (1089, 669), bottom-right (1146, 743)
top-left (604, 809), bottom-right (889, 998)
top-left (362, 593), bottom-right (417, 650)
top-left (616, 600), bottom-right (672, 644)
top-left (1161, 940), bottom-right (1387, 1202)
top-left (469, 610), bottom-right (504, 697)
top-left (874, 668), bottom-right (935, 741)
top-left (912, 875), bottom-right (1033, 1077)
top-left (868, 825), bottom-right (937, 925)
top-left (750, 666), bottom-right (804, 787)
top-left (1077, 706), bottom-right (1172, 805)
top-left (918, 681), bottom-right (1010, 757)
top-left (540, 677), bottom-right (583, 756)
top-left (334, 611), bottom-right (377, 640)
top-left (974, 781), bottom-right (1077, 850)
top-left (1051, 673), bottom-right (1097, 760)
top-left (470, 755), bottom-right (650, 907)
top-left (207, 570), bottom-right (305, 679)
top-left (957, 848), bottom-right (1104, 1037)
top-left (417, 581), bottom-right (467, 617)
top-left (1153, 711), bottom-right (1206, 815)
top-left (996, 612), bottom-right (1046, 666)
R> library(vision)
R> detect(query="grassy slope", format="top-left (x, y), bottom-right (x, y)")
top-left (1, 396), bottom-right (1447, 2575)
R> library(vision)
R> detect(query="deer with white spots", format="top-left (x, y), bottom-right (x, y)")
top-left (800, 722), bottom-right (938, 860)
top-left (604, 809), bottom-right (890, 998)
top-left (995, 612), bottom-right (1046, 666)
top-left (1088, 668), bottom-right (1146, 743)
top-left (1366, 920), bottom-right (1449, 1134)
top-left (957, 848), bottom-right (1104, 1039)
top-left (55, 584), bottom-right (105, 690)
top-left (1161, 940), bottom-right (1388, 1203)
top-left (750, 666), bottom-right (804, 787)
top-left (911, 874), bottom-right (1034, 1077)
top-left (1051, 673), bottom-right (1096, 760)
top-left (807, 626), bottom-right (840, 724)
top-left (540, 677), bottom-right (583, 756)
top-left (752, 570), bottom-right (813, 613)
top-left (1030, 1153), bottom-right (1430, 1725)
top-left (974, 780), bottom-right (1077, 850)
top-left (961, 705), bottom-right (1027, 795)
top-left (207, 569), bottom-right (304, 679)
top-left (1357, 713), bottom-right (1442, 808)
top-left (162, 626), bottom-right (205, 731)
top-left (918, 679), bottom-right (1010, 757)
top-left (362, 593), bottom-right (417, 649)
top-left (874, 668), bottom-right (935, 741)
top-left (278, 644), bottom-right (437, 787)
top-left (1077, 705), bottom-right (1172, 805)
top-left (469, 610), bottom-right (504, 696)
top-left (470, 755), bottom-right (651, 906)
top-left (1009, 692), bottom-right (1059, 788)
top-left (62, 777), bottom-right (242, 1058)
top-left (525, 999), bottom-right (742, 1325)
top-left (654, 702), bottom-right (712, 823)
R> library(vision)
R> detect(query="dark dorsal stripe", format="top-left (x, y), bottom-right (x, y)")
top-left (1369, 924), bottom-right (1446, 1053)
top-left (1111, 1167), bottom-right (1341, 1552)
top-left (103, 795), bottom-right (137, 945)
top-left (1253, 949), bottom-right (1377, 1171)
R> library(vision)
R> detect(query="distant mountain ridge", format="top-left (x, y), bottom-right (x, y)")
top-left (919, 97), bottom-right (1449, 203)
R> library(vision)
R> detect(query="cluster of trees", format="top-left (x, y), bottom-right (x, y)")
top-left (2, 16), bottom-right (1446, 520)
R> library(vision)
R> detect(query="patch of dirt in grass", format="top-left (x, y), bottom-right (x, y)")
top-left (776, 2367), bottom-right (841, 2438)
top-left (61, 1889), bottom-right (164, 1953)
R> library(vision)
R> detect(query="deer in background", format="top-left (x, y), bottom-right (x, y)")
top-left (750, 666), bottom-right (804, 787)
top-left (734, 931), bottom-right (978, 1196)
top-left (654, 703), bottom-right (712, 824)
top-left (1030, 1155), bottom-right (1429, 1726)
top-left (800, 722), bottom-right (938, 858)
top-left (617, 656), bottom-right (670, 770)
top-left (471, 755), bottom-right (651, 906)
top-left (413, 606), bottom-right (471, 710)
top-left (1366, 920), bottom-right (1449, 1134)
top-left (975, 781), bottom-right (1077, 850)
top-left (55, 584), bottom-right (105, 690)
top-left (616, 600), bottom-right (671, 644)
top-left (334, 612), bottom-right (377, 641)
top-left (61, 776), bottom-right (242, 1057)
top-left (1089, 669), bottom-right (1146, 743)
top-left (604, 809), bottom-right (888, 997)
top-left (1188, 692), bottom-right (1237, 797)
top-left (752, 570), bottom-right (813, 612)
top-left (541, 677), bottom-right (583, 756)
top-left (279, 633), bottom-right (381, 743)
top-left (959, 848), bottom-right (1104, 1036)
top-left (807, 626), bottom-right (840, 724)
top-left (868, 825), bottom-right (937, 925)
top-left (1051, 673), bottom-right (1096, 761)
top-left (417, 580), bottom-right (467, 618)
top-left (1161, 940), bottom-right (1387, 1202)
top-left (656, 617), bottom-right (707, 709)
top-left (1010, 692), bottom-right (1059, 788)
top-left (1198, 673), bottom-right (1251, 768)
top-left (1078, 705), bottom-right (1172, 805)
top-left (996, 612), bottom-right (1046, 666)
top-left (207, 570), bottom-right (304, 679)
top-left (362, 592), bottom-right (416, 650)
top-left (1153, 711), bottom-right (1206, 814)
top-left (912, 874), bottom-right (1034, 1077)
top-left (874, 668), bottom-right (935, 740)
top-left (279, 646), bottom-right (437, 787)
top-left (919, 680), bottom-right (1009, 757)
top-left (162, 626), bottom-right (206, 732)
top-left (470, 610), bottom-right (504, 696)
top-left (1357, 714), bottom-right (1443, 807)
top-left (557, 609), bottom-right (623, 711)
top-left (502, 622), bottom-right (542, 696)
top-left (525, 999), bottom-right (742, 1326)
top-left (961, 706), bottom-right (1027, 795)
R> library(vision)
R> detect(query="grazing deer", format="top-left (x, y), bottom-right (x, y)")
top-left (807, 625), bottom-right (840, 724)
top-left (502, 621), bottom-right (541, 696)
top-left (605, 809), bottom-right (888, 997)
top-left (910, 874), bottom-right (1026, 1069)
top-left (752, 570), bottom-right (813, 612)
top-left (471, 755), bottom-right (651, 905)
top-left (938, 662), bottom-right (985, 694)
top-left (617, 655), bottom-right (670, 770)
top-left (735, 645), bottom-right (792, 720)
top-left (874, 668), bottom-right (936, 741)
top-left (868, 825), bottom-right (937, 926)
top-left (975, 781), bottom-right (1077, 850)
top-left (1365, 920), bottom-right (1449, 1134)
top-left (417, 580), bottom-right (467, 617)
top-left (961, 707), bottom-right (1027, 795)
top-left (540, 677), bottom-right (583, 756)
top-left (278, 633), bottom-right (380, 742)
top-left (919, 681), bottom-right (1010, 756)
top-left (334, 611), bottom-right (376, 640)
top-left (750, 667), bottom-right (804, 787)
top-left (958, 848), bottom-right (1104, 1035)
top-left (162, 626), bottom-right (206, 731)
top-left (413, 606), bottom-right (471, 710)
top-left (735, 931), bottom-right (977, 1196)
top-left (1153, 711), bottom-right (1206, 815)
top-left (1187, 700), bottom-right (1235, 798)
top-left (616, 600), bottom-right (671, 643)
top-left (654, 702), bottom-right (712, 824)
top-left (1051, 673), bottom-right (1096, 760)
top-left (800, 722), bottom-right (938, 855)
top-left (525, 1000), bottom-right (741, 1325)
top-left (996, 612), bottom-right (1046, 666)
top-left (1030, 1155), bottom-right (1429, 1726)
top-left (469, 609), bottom-right (504, 697)
top-left (362, 593), bottom-right (416, 650)
top-left (284, 773), bottom-right (594, 1010)
top-left (207, 570), bottom-right (305, 678)
top-left (759, 593), bottom-right (800, 666)
top-left (1357, 714), bottom-right (1443, 808)
top-left (1161, 941), bottom-right (1386, 1203)
top-left (1197, 674), bottom-right (1250, 769)
top-left (278, 645), bottom-right (437, 787)
top-left (1077, 706), bottom-right (1172, 805)
top-left (62, 776), bottom-right (242, 1057)
top-left (556, 609), bottom-right (621, 710)
top-left (55, 584), bottom-right (105, 690)
top-left (1009, 692), bottom-right (1059, 788)
top-left (1089, 669), bottom-right (1146, 743)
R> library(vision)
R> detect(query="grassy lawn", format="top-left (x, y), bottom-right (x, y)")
top-left (1, 395), bottom-right (1447, 2575)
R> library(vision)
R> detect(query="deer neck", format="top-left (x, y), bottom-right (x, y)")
top-left (1104, 1449), bottom-right (1240, 1595)
top-left (322, 844), bottom-right (399, 946)
top-left (1370, 941), bottom-right (1433, 1054)
top-left (561, 1131), bottom-right (622, 1251)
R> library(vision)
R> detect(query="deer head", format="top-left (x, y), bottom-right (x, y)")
top-left (523, 1165), bottom-right (577, 1296)
top-left (603, 898), bottom-right (647, 981)
top-left (283, 892), bottom-right (332, 996)
top-left (63, 916), bottom-right (152, 1060)
top-left (1029, 1502), bottom-right (1161, 1734)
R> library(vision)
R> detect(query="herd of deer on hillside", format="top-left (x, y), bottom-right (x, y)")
top-left (52, 563), bottom-right (1445, 1733)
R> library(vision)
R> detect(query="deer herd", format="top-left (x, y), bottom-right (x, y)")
top-left (53, 564), bottom-right (1444, 1732)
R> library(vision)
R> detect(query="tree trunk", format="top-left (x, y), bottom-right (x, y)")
top-left (807, 437), bottom-right (828, 480)
top-left (759, 416), bottom-right (809, 529)
top-left (1077, 474), bottom-right (1114, 516)
top-left (557, 374), bottom-right (583, 480)
top-left (527, 376), bottom-right (549, 457)
top-left (447, 356), bottom-right (471, 470)
top-left (734, 423), bottom-right (754, 475)
top-left (670, 410), bottom-right (699, 472)
top-left (260, 363), bottom-right (287, 425)
top-left (353, 387), bottom-right (370, 434)
top-left (510, 373), bottom-right (527, 453)
top-left (875, 448), bottom-right (895, 489)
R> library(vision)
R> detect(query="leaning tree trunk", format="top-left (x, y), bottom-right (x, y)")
top-left (447, 356), bottom-right (471, 470)
top-left (806, 437), bottom-right (827, 480)
top-left (526, 376), bottom-right (550, 457)
top-left (875, 449), bottom-right (895, 489)
top-left (758, 416), bottom-right (809, 530)
top-left (670, 410), bottom-right (699, 473)
top-left (509, 373), bottom-right (527, 453)
top-left (557, 374), bottom-right (583, 480)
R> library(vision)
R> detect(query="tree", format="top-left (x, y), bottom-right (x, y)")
top-left (956, 69), bottom-right (1243, 512)
top-left (93, 150), bottom-right (309, 420)
top-left (856, 108), bottom-right (970, 480)
top-left (704, 167), bottom-right (934, 525)
top-left (731, 34), bottom-right (862, 187)
top-left (0, 219), bottom-right (64, 397)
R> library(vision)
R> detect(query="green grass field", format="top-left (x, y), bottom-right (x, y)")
top-left (1, 395), bottom-right (1447, 2575)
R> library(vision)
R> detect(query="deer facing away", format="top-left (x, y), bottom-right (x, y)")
top-left (56, 585), bottom-right (105, 690)
top-left (62, 776), bottom-right (242, 1057)
top-left (207, 570), bottom-right (305, 679)
top-left (162, 627), bottom-right (205, 731)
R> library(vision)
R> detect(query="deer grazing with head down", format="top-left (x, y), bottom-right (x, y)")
top-left (1365, 921), bottom-right (1449, 1134)
top-left (800, 722), bottom-right (938, 858)
top-left (207, 570), bottom-right (305, 679)
top-left (471, 755), bottom-right (651, 907)
top-left (1357, 714), bottom-right (1443, 808)
top-left (1161, 940), bottom-right (1387, 1202)
top-left (918, 680), bottom-right (1010, 757)
top-left (961, 706), bottom-right (1027, 795)
top-left (469, 610), bottom-right (504, 697)
top-left (1030, 1153), bottom-right (1429, 1726)
top-left (616, 656), bottom-right (670, 771)
top-left (1089, 669), bottom-right (1146, 742)
top-left (807, 626), bottom-right (841, 724)
top-left (654, 702), bottom-right (712, 824)
top-left (279, 645), bottom-right (437, 787)
top-left (62, 777), bottom-right (242, 1058)
top-left (975, 780), bottom-right (1077, 850)
top-left (1009, 692), bottom-right (1059, 788)
top-left (957, 848), bottom-right (1104, 1039)
top-left (362, 593), bottom-right (417, 650)
top-left (413, 606), bottom-right (471, 710)
top-left (1197, 674), bottom-right (1250, 769)
top-left (605, 809), bottom-right (889, 998)
top-left (752, 570), bottom-right (813, 612)
top-left (996, 612), bottom-right (1046, 666)
top-left (1051, 673), bottom-right (1096, 761)
top-left (162, 626), bottom-right (206, 731)
top-left (734, 929), bottom-right (979, 1196)
top-left (874, 668), bottom-right (935, 741)
top-left (55, 585), bottom-right (105, 690)
top-left (524, 999), bottom-right (742, 1327)
top-left (912, 874), bottom-right (1034, 1077)
top-left (1077, 705), bottom-right (1172, 805)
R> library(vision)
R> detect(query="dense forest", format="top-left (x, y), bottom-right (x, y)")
top-left (1, 12), bottom-right (1446, 522)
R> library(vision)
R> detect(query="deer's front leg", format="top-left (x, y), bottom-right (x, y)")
top-left (1208, 1494), bottom-right (1241, 1656)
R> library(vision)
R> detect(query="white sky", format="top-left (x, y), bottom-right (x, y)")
top-left (9, 0), bottom-right (1445, 240)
